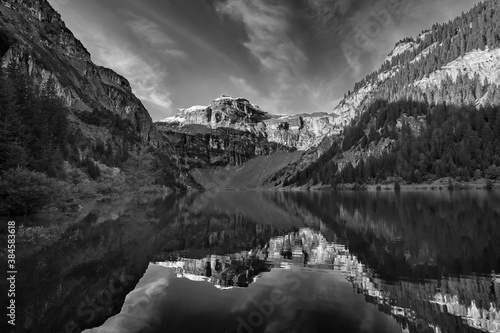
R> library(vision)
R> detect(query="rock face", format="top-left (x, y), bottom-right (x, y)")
top-left (412, 48), bottom-right (500, 91)
top-left (264, 113), bottom-right (340, 150)
top-left (157, 96), bottom-right (339, 156)
top-left (156, 122), bottom-right (292, 169)
top-left (324, 23), bottom-right (500, 177)
top-left (333, 41), bottom-right (500, 129)
top-left (0, 0), bottom-right (161, 145)
top-left (156, 96), bottom-right (342, 189)
top-left (158, 96), bottom-right (278, 168)
top-left (163, 96), bottom-right (271, 133)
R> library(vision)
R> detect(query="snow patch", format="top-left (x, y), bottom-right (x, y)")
top-left (159, 116), bottom-right (186, 123)
top-left (213, 95), bottom-right (235, 102)
top-left (160, 95), bottom-right (339, 151)
top-left (182, 105), bottom-right (208, 113)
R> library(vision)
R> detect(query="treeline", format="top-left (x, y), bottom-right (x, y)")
top-left (287, 99), bottom-right (500, 186)
top-left (283, 142), bottom-right (340, 187)
top-left (290, 0), bottom-right (500, 187)
top-left (353, 0), bottom-right (500, 97)
top-left (375, 68), bottom-right (500, 109)
top-left (346, 100), bottom-right (500, 184)
top-left (0, 62), bottom-right (134, 178)
top-left (0, 63), bottom-right (185, 214)
top-left (0, 62), bottom-right (71, 177)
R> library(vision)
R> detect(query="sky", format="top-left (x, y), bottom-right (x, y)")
top-left (48, 0), bottom-right (481, 120)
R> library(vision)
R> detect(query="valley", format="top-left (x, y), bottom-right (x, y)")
top-left (2, 1), bottom-right (500, 333)
top-left (2, 0), bottom-right (500, 204)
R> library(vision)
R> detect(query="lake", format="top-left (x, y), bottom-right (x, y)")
top-left (2, 190), bottom-right (500, 333)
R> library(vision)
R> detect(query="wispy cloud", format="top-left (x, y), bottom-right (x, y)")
top-left (215, 0), bottom-right (306, 92)
top-left (101, 48), bottom-right (173, 110)
top-left (86, 24), bottom-right (174, 112)
top-left (306, 0), bottom-right (350, 35)
top-left (127, 14), bottom-right (187, 59)
top-left (229, 76), bottom-right (257, 96)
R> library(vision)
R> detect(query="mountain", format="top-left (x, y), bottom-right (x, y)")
top-left (0, 0), bottom-right (168, 169)
top-left (0, 0), bottom-right (161, 145)
top-left (160, 0), bottom-right (500, 190)
top-left (155, 95), bottom-right (338, 189)
top-left (158, 95), bottom-right (338, 153)
top-left (3, 0), bottom-right (499, 195)
top-left (286, 0), bottom-right (500, 187)
top-left (0, 0), bottom-right (194, 205)
top-left (0, 0), bottom-right (338, 193)
top-left (1, 0), bottom-right (332, 195)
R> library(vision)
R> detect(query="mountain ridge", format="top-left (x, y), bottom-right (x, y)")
top-left (285, 0), bottom-right (500, 187)
top-left (0, 0), bottom-right (161, 145)
top-left (3, 0), bottom-right (500, 193)
top-left (158, 95), bottom-right (339, 152)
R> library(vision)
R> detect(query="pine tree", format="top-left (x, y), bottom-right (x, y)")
top-left (41, 77), bottom-right (68, 155)
top-left (354, 159), bottom-right (363, 183)
top-left (123, 149), bottom-right (158, 189)
top-left (0, 65), bottom-right (26, 170)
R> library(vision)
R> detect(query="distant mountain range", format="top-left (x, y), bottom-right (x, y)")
top-left (1, 0), bottom-right (500, 191)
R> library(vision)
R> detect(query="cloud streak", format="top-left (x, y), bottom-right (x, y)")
top-left (215, 0), bottom-right (307, 97)
top-left (127, 14), bottom-right (187, 59)
top-left (52, 0), bottom-right (485, 118)
top-left (88, 25), bottom-right (174, 112)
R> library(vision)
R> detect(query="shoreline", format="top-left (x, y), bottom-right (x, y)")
top-left (306, 177), bottom-right (500, 192)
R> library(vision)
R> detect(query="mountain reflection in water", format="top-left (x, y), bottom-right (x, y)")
top-left (3, 191), bottom-right (500, 333)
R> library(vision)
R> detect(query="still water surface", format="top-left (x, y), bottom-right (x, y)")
top-left (2, 190), bottom-right (500, 333)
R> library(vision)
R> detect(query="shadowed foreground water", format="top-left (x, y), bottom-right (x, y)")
top-left (2, 190), bottom-right (500, 333)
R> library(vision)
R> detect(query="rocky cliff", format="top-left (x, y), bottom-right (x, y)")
top-left (0, 0), bottom-right (161, 145)
top-left (156, 122), bottom-right (292, 169)
top-left (156, 96), bottom-right (339, 187)
top-left (159, 95), bottom-right (339, 153)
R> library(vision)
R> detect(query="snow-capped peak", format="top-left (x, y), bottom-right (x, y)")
top-left (182, 105), bottom-right (208, 113)
top-left (158, 115), bottom-right (187, 123)
top-left (214, 95), bottom-right (233, 100)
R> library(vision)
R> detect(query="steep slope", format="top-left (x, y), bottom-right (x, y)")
top-left (190, 150), bottom-right (304, 190)
top-left (0, 0), bottom-right (161, 146)
top-left (287, 0), bottom-right (500, 187)
top-left (0, 0), bottom-right (196, 196)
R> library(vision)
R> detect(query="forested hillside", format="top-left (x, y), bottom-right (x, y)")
top-left (0, 57), bottom-right (184, 215)
top-left (0, 0), bottom-right (198, 214)
top-left (286, 0), bottom-right (500, 187)
top-left (354, 0), bottom-right (500, 104)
